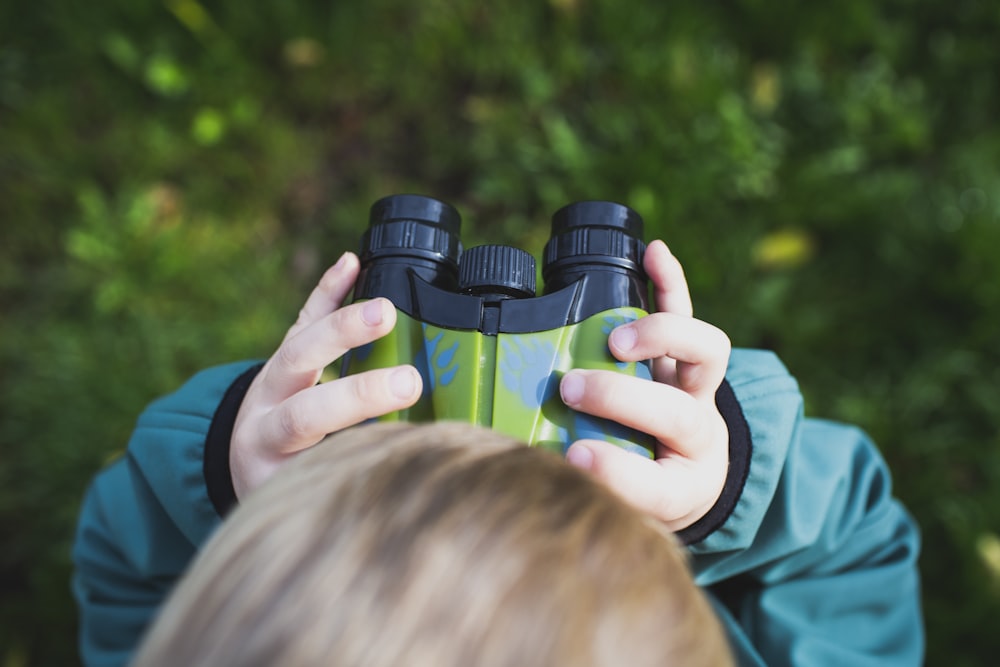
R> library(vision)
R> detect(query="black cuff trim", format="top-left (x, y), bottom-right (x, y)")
top-left (675, 378), bottom-right (753, 545)
top-left (204, 363), bottom-right (264, 517)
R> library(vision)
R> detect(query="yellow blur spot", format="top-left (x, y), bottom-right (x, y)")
top-left (284, 38), bottom-right (325, 68)
top-left (463, 95), bottom-right (497, 123)
top-left (752, 229), bottom-right (814, 270)
top-left (549, 0), bottom-right (580, 14)
top-left (751, 63), bottom-right (782, 113)
top-left (166, 0), bottom-right (214, 34)
top-left (978, 532), bottom-right (1000, 587)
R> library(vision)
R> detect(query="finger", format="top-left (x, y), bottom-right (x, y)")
top-left (607, 313), bottom-right (731, 398)
top-left (559, 369), bottom-right (709, 458)
top-left (565, 439), bottom-right (710, 529)
top-left (284, 252), bottom-right (361, 341)
top-left (257, 365), bottom-right (423, 455)
top-left (644, 240), bottom-right (693, 317)
top-left (262, 297), bottom-right (397, 403)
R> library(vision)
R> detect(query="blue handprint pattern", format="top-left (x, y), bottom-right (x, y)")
top-left (422, 328), bottom-right (459, 390)
top-left (499, 336), bottom-right (560, 410)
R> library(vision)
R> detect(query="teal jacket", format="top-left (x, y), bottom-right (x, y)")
top-left (72, 349), bottom-right (924, 666)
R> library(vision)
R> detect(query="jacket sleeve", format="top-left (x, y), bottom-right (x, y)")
top-left (689, 349), bottom-right (924, 666)
top-left (72, 360), bottom-right (262, 667)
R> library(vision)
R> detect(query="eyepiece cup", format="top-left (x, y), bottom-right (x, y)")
top-left (369, 194), bottom-right (461, 234)
top-left (360, 194), bottom-right (462, 267)
top-left (550, 200), bottom-right (643, 237)
top-left (543, 201), bottom-right (646, 281)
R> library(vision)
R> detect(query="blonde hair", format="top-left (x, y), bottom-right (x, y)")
top-left (133, 422), bottom-right (732, 667)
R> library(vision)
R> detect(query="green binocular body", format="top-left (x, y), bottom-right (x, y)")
top-left (340, 194), bottom-right (658, 458)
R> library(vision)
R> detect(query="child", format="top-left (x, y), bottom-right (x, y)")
top-left (131, 421), bottom-right (734, 667)
top-left (72, 241), bottom-right (924, 666)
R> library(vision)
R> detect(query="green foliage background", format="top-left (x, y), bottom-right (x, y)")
top-left (2, 0), bottom-right (998, 664)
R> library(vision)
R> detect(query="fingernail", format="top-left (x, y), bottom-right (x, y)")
top-left (566, 443), bottom-right (594, 470)
top-left (390, 367), bottom-right (418, 399)
top-left (331, 252), bottom-right (348, 272)
top-left (560, 372), bottom-right (585, 406)
top-left (610, 325), bottom-right (637, 352)
top-left (361, 299), bottom-right (384, 326)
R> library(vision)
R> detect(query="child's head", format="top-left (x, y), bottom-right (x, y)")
top-left (133, 422), bottom-right (732, 667)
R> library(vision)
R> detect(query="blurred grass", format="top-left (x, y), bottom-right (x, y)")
top-left (2, 1), bottom-right (999, 664)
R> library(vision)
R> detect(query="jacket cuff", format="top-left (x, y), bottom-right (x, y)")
top-left (204, 363), bottom-right (264, 516)
top-left (675, 379), bottom-right (753, 545)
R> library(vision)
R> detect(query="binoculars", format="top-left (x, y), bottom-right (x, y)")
top-left (340, 194), bottom-right (657, 457)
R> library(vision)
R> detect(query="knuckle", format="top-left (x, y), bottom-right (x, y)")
top-left (326, 307), bottom-right (350, 336)
top-left (278, 402), bottom-right (312, 440)
top-left (274, 340), bottom-right (303, 372)
top-left (676, 408), bottom-right (702, 441)
top-left (329, 303), bottom-right (376, 345)
top-left (585, 373), bottom-right (619, 415)
top-left (348, 371), bottom-right (380, 405)
top-left (326, 311), bottom-right (361, 350)
top-left (676, 403), bottom-right (711, 445)
top-left (317, 268), bottom-right (341, 293)
top-left (653, 492), bottom-right (681, 524)
top-left (294, 306), bottom-right (311, 327)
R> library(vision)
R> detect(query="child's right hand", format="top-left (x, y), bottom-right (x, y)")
top-left (229, 252), bottom-right (423, 499)
top-left (559, 241), bottom-right (732, 533)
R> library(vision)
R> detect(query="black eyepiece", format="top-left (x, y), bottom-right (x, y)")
top-left (355, 195), bottom-right (463, 300)
top-left (543, 201), bottom-right (646, 279)
top-left (541, 201), bottom-right (648, 310)
top-left (361, 194), bottom-right (462, 269)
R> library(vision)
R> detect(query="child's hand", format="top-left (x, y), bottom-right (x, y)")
top-left (229, 253), bottom-right (423, 499)
top-left (559, 240), bottom-right (731, 532)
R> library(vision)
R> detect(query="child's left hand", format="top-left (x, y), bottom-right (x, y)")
top-left (559, 240), bottom-right (731, 532)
